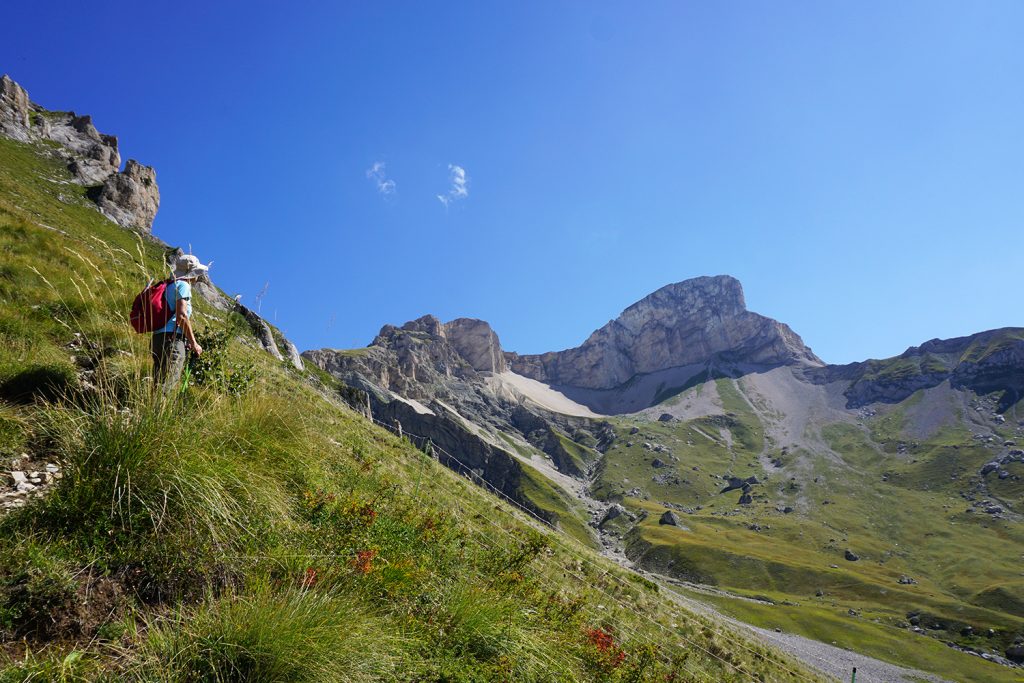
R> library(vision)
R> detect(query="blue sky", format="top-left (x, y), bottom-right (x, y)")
top-left (3, 2), bottom-right (1022, 364)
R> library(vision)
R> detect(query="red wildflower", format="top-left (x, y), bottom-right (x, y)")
top-left (585, 627), bottom-right (627, 669)
top-left (352, 549), bottom-right (377, 575)
top-left (586, 627), bottom-right (616, 652)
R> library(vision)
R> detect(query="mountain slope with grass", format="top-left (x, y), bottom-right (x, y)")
top-left (305, 259), bottom-right (1024, 680)
top-left (0, 77), bottom-right (826, 682)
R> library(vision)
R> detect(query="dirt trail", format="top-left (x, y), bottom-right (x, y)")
top-left (646, 572), bottom-right (951, 683)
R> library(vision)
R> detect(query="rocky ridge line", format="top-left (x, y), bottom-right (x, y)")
top-left (0, 74), bottom-right (159, 232)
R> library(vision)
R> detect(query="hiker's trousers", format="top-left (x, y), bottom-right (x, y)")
top-left (152, 332), bottom-right (186, 394)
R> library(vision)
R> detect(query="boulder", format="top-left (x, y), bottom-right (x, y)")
top-left (1007, 644), bottom-right (1024, 664)
top-left (658, 413), bottom-right (674, 422)
top-left (738, 492), bottom-right (752, 505)
top-left (600, 504), bottom-right (627, 526)
top-left (844, 549), bottom-right (859, 562)
top-left (659, 510), bottom-right (681, 526)
top-left (651, 458), bottom-right (667, 468)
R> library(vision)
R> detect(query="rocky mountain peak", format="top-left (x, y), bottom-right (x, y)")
top-left (371, 315), bottom-right (507, 374)
top-left (0, 74), bottom-right (159, 232)
top-left (507, 275), bottom-right (822, 390)
top-left (616, 275), bottom-right (747, 334)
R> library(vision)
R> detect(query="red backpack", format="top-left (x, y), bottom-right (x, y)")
top-left (130, 279), bottom-right (174, 333)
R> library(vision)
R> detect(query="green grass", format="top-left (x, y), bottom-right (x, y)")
top-left (591, 373), bottom-right (1024, 682)
top-left (686, 587), bottom-right (1022, 683)
top-left (518, 467), bottom-right (595, 547)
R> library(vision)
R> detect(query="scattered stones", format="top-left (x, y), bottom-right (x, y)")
top-left (3, 461), bottom-right (62, 510)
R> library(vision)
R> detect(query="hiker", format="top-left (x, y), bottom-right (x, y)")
top-left (152, 254), bottom-right (207, 393)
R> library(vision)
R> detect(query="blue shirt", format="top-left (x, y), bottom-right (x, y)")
top-left (158, 279), bottom-right (192, 334)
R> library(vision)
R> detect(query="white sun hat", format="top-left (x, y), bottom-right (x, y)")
top-left (172, 254), bottom-right (211, 279)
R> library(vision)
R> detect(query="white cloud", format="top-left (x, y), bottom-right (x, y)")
top-left (437, 164), bottom-right (469, 207)
top-left (366, 161), bottom-right (396, 195)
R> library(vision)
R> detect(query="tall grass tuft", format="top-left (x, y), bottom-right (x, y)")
top-left (128, 583), bottom-right (405, 682)
top-left (13, 377), bottom-right (295, 596)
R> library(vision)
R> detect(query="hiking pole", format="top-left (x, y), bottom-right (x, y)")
top-left (850, 666), bottom-right (857, 683)
top-left (180, 349), bottom-right (192, 395)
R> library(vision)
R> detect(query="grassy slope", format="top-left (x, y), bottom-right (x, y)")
top-left (591, 376), bottom-right (1024, 683)
top-left (0, 137), bottom-right (821, 681)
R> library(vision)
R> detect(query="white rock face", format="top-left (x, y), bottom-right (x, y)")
top-left (444, 318), bottom-right (507, 373)
top-left (507, 276), bottom-right (822, 390)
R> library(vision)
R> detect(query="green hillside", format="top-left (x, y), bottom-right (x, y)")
top-left (0, 137), bottom-right (822, 681)
top-left (592, 376), bottom-right (1024, 683)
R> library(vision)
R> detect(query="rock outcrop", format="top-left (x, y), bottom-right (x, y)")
top-left (506, 276), bottom-right (821, 390)
top-left (0, 74), bottom-right (159, 232)
top-left (814, 328), bottom-right (1024, 409)
top-left (304, 314), bottom-right (609, 481)
top-left (445, 318), bottom-right (507, 373)
top-left (310, 315), bottom-right (509, 402)
top-left (95, 159), bottom-right (160, 231)
top-left (0, 75), bottom-right (32, 141)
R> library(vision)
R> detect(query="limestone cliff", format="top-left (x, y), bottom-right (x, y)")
top-left (507, 275), bottom-right (822, 390)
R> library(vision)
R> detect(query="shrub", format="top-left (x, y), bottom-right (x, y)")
top-left (186, 328), bottom-right (256, 396)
